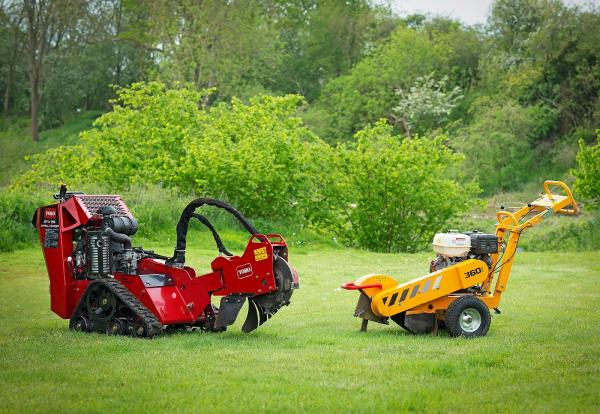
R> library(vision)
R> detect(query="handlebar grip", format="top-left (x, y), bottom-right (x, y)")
top-left (496, 211), bottom-right (519, 227)
top-left (341, 282), bottom-right (382, 290)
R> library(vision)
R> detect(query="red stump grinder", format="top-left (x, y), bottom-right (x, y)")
top-left (33, 185), bottom-right (299, 337)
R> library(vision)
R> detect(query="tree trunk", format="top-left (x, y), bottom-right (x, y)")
top-left (3, 74), bottom-right (12, 115)
top-left (114, 0), bottom-right (122, 86)
top-left (30, 75), bottom-right (40, 141)
top-left (401, 115), bottom-right (411, 139)
top-left (4, 12), bottom-right (24, 115)
top-left (25, 0), bottom-right (40, 142)
top-left (4, 44), bottom-right (19, 115)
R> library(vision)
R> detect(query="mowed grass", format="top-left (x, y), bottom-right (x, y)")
top-left (0, 245), bottom-right (599, 413)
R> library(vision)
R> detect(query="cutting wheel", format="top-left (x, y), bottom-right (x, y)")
top-left (242, 255), bottom-right (295, 333)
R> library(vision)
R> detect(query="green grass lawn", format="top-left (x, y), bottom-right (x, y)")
top-left (0, 244), bottom-right (599, 413)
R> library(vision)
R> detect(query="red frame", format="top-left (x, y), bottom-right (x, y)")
top-left (35, 195), bottom-right (289, 326)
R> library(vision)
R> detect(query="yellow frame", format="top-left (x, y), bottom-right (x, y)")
top-left (349, 180), bottom-right (578, 320)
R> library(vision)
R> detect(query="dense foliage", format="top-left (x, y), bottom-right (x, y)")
top-left (11, 83), bottom-right (475, 252)
top-left (454, 98), bottom-right (539, 193)
top-left (0, 193), bottom-right (43, 252)
top-left (2, 0), bottom-right (600, 252)
top-left (573, 131), bottom-right (600, 207)
top-left (311, 24), bottom-right (473, 142)
top-left (14, 83), bottom-right (330, 222)
top-left (329, 122), bottom-right (478, 252)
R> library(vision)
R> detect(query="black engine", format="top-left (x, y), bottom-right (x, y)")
top-left (71, 206), bottom-right (152, 279)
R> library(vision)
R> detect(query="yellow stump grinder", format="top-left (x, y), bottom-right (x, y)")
top-left (342, 180), bottom-right (578, 337)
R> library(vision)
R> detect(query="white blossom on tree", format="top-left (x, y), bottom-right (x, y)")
top-left (391, 73), bottom-right (463, 137)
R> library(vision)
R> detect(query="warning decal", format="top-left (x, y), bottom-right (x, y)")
top-left (254, 247), bottom-right (268, 261)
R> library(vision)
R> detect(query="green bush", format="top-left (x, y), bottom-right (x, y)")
top-left (176, 94), bottom-right (332, 222)
top-left (11, 82), bottom-right (331, 223)
top-left (326, 121), bottom-right (479, 252)
top-left (519, 209), bottom-right (600, 252)
top-left (9, 83), bottom-right (478, 253)
top-left (573, 131), bottom-right (600, 207)
top-left (0, 194), bottom-right (44, 252)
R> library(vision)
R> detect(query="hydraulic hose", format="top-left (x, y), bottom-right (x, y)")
top-left (170, 198), bottom-right (259, 265)
top-left (192, 213), bottom-right (233, 257)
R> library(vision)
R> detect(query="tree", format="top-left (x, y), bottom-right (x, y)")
top-left (144, 0), bottom-right (282, 102)
top-left (454, 98), bottom-right (540, 194)
top-left (311, 21), bottom-right (481, 142)
top-left (271, 0), bottom-right (398, 101)
top-left (487, 0), bottom-right (600, 133)
top-left (0, 3), bottom-right (25, 115)
top-left (488, 0), bottom-right (546, 57)
top-left (23, 0), bottom-right (81, 140)
top-left (391, 73), bottom-right (462, 137)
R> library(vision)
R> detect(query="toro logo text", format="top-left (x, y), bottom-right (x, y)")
top-left (236, 263), bottom-right (253, 279)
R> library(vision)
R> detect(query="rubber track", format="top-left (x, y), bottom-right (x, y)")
top-left (96, 278), bottom-right (163, 337)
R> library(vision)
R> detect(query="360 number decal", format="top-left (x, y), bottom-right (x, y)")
top-left (464, 267), bottom-right (483, 278)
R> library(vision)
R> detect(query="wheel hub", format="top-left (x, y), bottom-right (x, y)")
top-left (459, 308), bottom-right (482, 333)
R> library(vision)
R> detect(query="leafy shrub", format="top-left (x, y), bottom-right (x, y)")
top-left (176, 94), bottom-right (332, 221)
top-left (573, 131), bottom-right (600, 208)
top-left (519, 209), bottom-right (600, 252)
top-left (326, 121), bottom-right (478, 252)
top-left (10, 83), bottom-right (478, 253)
top-left (11, 82), bottom-right (331, 223)
top-left (392, 73), bottom-right (463, 137)
top-left (0, 193), bottom-right (44, 252)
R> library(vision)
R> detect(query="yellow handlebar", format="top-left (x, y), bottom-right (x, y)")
top-left (543, 180), bottom-right (578, 215)
top-left (495, 180), bottom-right (578, 232)
top-left (497, 211), bottom-right (519, 227)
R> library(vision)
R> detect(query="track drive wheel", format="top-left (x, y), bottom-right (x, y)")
top-left (445, 296), bottom-right (491, 338)
top-left (86, 283), bottom-right (117, 323)
top-left (70, 316), bottom-right (90, 332)
top-left (133, 322), bottom-right (146, 337)
top-left (106, 318), bottom-right (125, 335)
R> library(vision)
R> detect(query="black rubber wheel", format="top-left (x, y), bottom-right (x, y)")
top-left (445, 296), bottom-right (491, 338)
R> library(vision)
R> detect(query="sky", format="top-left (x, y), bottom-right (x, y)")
top-left (391, 0), bottom-right (494, 26)
top-left (391, 0), bottom-right (598, 26)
